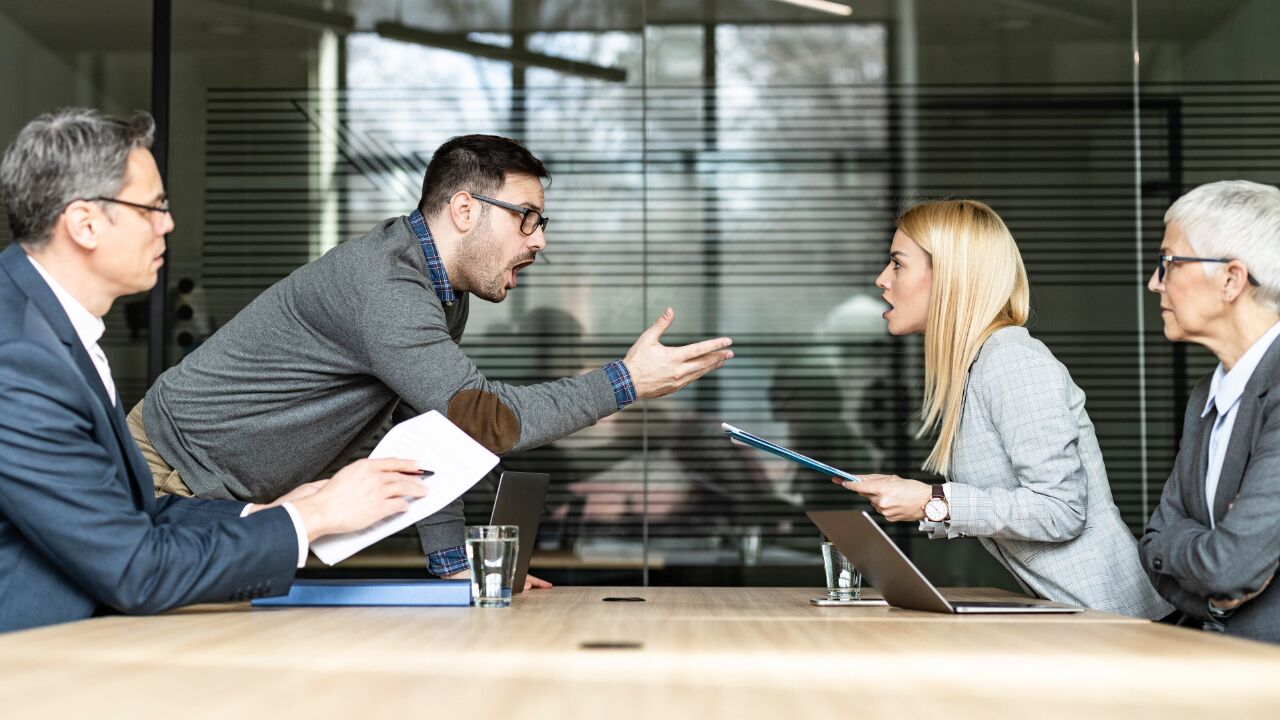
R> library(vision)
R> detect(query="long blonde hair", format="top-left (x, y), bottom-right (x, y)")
top-left (897, 200), bottom-right (1030, 476)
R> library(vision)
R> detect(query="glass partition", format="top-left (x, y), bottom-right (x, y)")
top-left (0, 1), bottom-right (152, 403)
top-left (9, 0), bottom-right (1278, 588)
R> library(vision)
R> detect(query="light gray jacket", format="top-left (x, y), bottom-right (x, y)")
top-left (1141, 337), bottom-right (1280, 643)
top-left (923, 326), bottom-right (1171, 619)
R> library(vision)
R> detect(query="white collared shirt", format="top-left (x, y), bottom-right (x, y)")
top-left (26, 256), bottom-right (116, 405)
top-left (1201, 319), bottom-right (1280, 528)
top-left (27, 254), bottom-right (308, 567)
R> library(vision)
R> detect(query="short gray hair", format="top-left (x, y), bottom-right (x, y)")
top-left (1, 108), bottom-right (155, 248)
top-left (1165, 180), bottom-right (1280, 311)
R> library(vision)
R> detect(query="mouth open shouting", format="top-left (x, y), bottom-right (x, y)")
top-left (507, 255), bottom-right (537, 289)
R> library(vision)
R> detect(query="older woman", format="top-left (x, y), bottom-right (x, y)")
top-left (834, 199), bottom-right (1169, 618)
top-left (1141, 180), bottom-right (1280, 642)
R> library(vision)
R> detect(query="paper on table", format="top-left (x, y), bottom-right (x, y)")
top-left (310, 410), bottom-right (499, 566)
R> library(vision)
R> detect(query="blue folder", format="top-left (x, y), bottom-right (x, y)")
top-left (251, 579), bottom-right (472, 607)
top-left (722, 422), bottom-right (862, 483)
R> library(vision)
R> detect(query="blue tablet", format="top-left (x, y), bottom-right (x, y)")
top-left (722, 423), bottom-right (861, 484)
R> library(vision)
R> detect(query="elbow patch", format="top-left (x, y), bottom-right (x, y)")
top-left (446, 389), bottom-right (520, 454)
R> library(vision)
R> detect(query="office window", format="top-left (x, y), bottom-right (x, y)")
top-left (15, 0), bottom-right (1265, 587)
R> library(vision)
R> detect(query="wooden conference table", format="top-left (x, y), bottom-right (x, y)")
top-left (1, 586), bottom-right (1278, 718)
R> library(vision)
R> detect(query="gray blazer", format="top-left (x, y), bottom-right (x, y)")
top-left (927, 326), bottom-right (1171, 619)
top-left (1140, 338), bottom-right (1280, 643)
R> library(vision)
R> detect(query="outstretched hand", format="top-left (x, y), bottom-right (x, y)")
top-left (623, 308), bottom-right (733, 399)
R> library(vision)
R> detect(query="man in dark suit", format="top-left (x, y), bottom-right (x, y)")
top-left (0, 108), bottom-right (429, 633)
top-left (1142, 180), bottom-right (1280, 643)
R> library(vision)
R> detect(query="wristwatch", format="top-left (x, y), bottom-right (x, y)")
top-left (923, 484), bottom-right (950, 522)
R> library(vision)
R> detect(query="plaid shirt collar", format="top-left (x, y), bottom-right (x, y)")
top-left (409, 209), bottom-right (457, 305)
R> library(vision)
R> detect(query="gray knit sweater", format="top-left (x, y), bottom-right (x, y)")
top-left (144, 215), bottom-right (620, 557)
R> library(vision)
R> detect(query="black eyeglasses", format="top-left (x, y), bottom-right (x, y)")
top-left (471, 194), bottom-right (549, 236)
top-left (1156, 255), bottom-right (1261, 287)
top-left (84, 196), bottom-right (170, 214)
top-left (80, 196), bottom-right (171, 230)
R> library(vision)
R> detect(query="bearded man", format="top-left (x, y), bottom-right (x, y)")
top-left (130, 134), bottom-right (733, 581)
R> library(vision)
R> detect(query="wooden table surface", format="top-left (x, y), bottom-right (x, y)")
top-left (1, 586), bottom-right (1277, 718)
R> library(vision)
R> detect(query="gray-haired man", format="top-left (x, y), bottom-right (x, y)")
top-left (129, 133), bottom-right (734, 580)
top-left (0, 108), bottom-right (431, 632)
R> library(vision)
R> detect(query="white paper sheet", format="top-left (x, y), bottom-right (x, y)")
top-left (310, 410), bottom-right (498, 566)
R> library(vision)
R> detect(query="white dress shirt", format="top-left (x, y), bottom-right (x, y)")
top-left (27, 255), bottom-right (309, 567)
top-left (26, 256), bottom-right (116, 405)
top-left (1201, 319), bottom-right (1280, 529)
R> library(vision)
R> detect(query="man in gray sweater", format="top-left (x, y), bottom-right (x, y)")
top-left (129, 134), bottom-right (734, 579)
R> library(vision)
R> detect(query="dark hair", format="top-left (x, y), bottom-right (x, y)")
top-left (419, 134), bottom-right (549, 217)
top-left (1, 108), bottom-right (155, 248)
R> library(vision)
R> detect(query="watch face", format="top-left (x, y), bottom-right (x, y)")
top-left (924, 498), bottom-right (948, 522)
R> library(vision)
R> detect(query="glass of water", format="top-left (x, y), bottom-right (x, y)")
top-left (465, 525), bottom-right (519, 608)
top-left (821, 541), bottom-right (862, 601)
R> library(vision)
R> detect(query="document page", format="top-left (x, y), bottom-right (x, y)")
top-left (310, 410), bottom-right (499, 565)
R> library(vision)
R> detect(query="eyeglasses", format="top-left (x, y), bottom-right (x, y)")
top-left (82, 196), bottom-right (172, 227)
top-left (1156, 255), bottom-right (1261, 287)
top-left (471, 194), bottom-right (549, 236)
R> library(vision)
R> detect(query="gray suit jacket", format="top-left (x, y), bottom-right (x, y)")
top-left (1140, 337), bottom-right (1280, 643)
top-left (927, 327), bottom-right (1171, 619)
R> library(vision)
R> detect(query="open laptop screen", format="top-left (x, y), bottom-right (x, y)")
top-left (489, 471), bottom-right (550, 594)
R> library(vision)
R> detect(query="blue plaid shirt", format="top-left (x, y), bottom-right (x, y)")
top-left (408, 209), bottom-right (635, 576)
top-left (409, 209), bottom-right (457, 306)
top-left (426, 546), bottom-right (470, 577)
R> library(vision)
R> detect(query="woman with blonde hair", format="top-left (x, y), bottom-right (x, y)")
top-left (835, 199), bottom-right (1170, 618)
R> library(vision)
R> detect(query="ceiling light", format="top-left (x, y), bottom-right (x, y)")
top-left (770, 0), bottom-right (854, 17)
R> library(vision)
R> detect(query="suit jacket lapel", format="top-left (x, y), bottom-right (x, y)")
top-left (1192, 404), bottom-right (1215, 525)
top-left (109, 398), bottom-right (156, 512)
top-left (1211, 338), bottom-right (1280, 523)
top-left (0, 245), bottom-right (153, 505)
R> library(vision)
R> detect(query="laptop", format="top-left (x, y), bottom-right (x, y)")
top-left (488, 471), bottom-right (550, 594)
top-left (806, 509), bottom-right (1082, 614)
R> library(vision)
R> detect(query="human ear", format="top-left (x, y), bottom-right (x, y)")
top-left (63, 201), bottom-right (100, 251)
top-left (448, 192), bottom-right (475, 233)
top-left (1222, 261), bottom-right (1251, 302)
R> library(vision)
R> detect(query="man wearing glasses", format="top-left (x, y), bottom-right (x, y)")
top-left (129, 134), bottom-right (734, 582)
top-left (0, 108), bottom-right (434, 631)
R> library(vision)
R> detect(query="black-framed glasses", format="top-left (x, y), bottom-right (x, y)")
top-left (82, 196), bottom-right (171, 225)
top-left (471, 193), bottom-right (549, 236)
top-left (1156, 255), bottom-right (1261, 287)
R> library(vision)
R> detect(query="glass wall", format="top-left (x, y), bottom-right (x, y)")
top-left (0, 1), bottom-right (152, 402)
top-left (5, 0), bottom-right (1278, 588)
